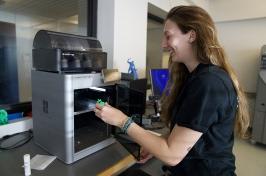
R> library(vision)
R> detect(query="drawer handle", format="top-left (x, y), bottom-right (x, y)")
top-left (261, 103), bottom-right (265, 106)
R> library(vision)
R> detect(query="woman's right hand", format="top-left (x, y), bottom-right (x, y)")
top-left (137, 147), bottom-right (153, 164)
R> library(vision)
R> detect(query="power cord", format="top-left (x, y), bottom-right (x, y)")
top-left (0, 129), bottom-right (33, 150)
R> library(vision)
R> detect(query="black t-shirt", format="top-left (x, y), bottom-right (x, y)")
top-left (170, 63), bottom-right (238, 176)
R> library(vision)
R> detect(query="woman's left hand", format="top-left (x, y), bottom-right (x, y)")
top-left (94, 102), bottom-right (127, 128)
top-left (137, 147), bottom-right (153, 164)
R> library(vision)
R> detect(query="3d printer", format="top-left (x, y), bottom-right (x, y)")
top-left (32, 30), bottom-right (146, 164)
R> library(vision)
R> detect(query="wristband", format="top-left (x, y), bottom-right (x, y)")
top-left (121, 117), bottom-right (133, 134)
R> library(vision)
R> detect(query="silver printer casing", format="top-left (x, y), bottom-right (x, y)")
top-left (32, 70), bottom-right (115, 164)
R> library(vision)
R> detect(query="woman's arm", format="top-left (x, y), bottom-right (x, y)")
top-left (94, 103), bottom-right (202, 166)
top-left (127, 122), bottom-right (202, 166)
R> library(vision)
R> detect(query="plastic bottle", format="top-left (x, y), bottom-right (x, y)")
top-left (23, 154), bottom-right (31, 176)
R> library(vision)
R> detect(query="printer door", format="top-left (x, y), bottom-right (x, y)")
top-left (113, 83), bottom-right (146, 161)
top-left (113, 115), bottom-right (142, 161)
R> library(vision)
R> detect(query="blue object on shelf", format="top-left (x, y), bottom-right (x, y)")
top-left (8, 112), bottom-right (23, 121)
top-left (127, 58), bottom-right (138, 80)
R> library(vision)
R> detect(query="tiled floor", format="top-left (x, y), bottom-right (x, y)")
top-left (234, 94), bottom-right (266, 176)
top-left (234, 138), bottom-right (266, 176)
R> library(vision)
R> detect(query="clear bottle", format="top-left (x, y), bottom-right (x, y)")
top-left (23, 154), bottom-right (31, 176)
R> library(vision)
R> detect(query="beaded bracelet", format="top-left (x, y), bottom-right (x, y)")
top-left (121, 117), bottom-right (133, 134)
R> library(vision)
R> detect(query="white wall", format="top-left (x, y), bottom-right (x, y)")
top-left (97, 0), bottom-right (206, 78)
top-left (209, 0), bottom-right (266, 92)
top-left (187, 0), bottom-right (209, 10)
top-left (210, 0), bottom-right (266, 22)
top-left (149, 0), bottom-right (191, 11)
top-left (113, 0), bottom-right (148, 78)
top-left (98, 0), bottom-right (147, 78)
top-left (216, 19), bottom-right (265, 92)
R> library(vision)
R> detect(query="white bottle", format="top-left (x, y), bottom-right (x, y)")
top-left (23, 154), bottom-right (31, 176)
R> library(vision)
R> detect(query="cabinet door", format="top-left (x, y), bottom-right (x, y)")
top-left (252, 111), bottom-right (265, 142)
top-left (255, 77), bottom-right (266, 112)
top-left (263, 118), bottom-right (266, 144)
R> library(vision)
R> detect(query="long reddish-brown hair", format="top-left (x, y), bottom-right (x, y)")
top-left (160, 5), bottom-right (250, 138)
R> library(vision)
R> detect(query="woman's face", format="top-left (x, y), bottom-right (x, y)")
top-left (162, 19), bottom-right (194, 63)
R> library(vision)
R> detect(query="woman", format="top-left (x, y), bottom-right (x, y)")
top-left (94, 5), bottom-right (250, 176)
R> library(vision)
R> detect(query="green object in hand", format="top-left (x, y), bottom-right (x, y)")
top-left (0, 109), bottom-right (8, 125)
top-left (97, 99), bottom-right (105, 107)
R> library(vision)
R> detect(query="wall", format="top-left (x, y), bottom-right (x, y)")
top-left (97, 0), bottom-right (115, 70)
top-left (210, 0), bottom-right (266, 22)
top-left (187, 0), bottom-right (209, 10)
top-left (98, 0), bottom-right (147, 78)
top-left (209, 0), bottom-right (266, 92)
top-left (148, 0), bottom-right (189, 11)
top-left (146, 27), bottom-right (163, 69)
top-left (146, 25), bottom-right (164, 83)
top-left (97, 0), bottom-right (205, 78)
top-left (97, 0), bottom-right (263, 93)
top-left (216, 19), bottom-right (265, 92)
top-left (113, 0), bottom-right (147, 78)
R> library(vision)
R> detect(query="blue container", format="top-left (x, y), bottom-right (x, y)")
top-left (8, 112), bottom-right (23, 121)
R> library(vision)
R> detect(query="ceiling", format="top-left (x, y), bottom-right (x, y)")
top-left (0, 0), bottom-right (163, 30)
top-left (0, 0), bottom-right (78, 19)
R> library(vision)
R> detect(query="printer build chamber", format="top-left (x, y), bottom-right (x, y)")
top-left (32, 71), bottom-right (116, 164)
top-left (32, 30), bottom-right (146, 164)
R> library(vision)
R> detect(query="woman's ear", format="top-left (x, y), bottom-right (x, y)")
top-left (189, 30), bottom-right (196, 43)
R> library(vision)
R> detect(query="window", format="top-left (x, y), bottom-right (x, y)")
top-left (0, 0), bottom-right (89, 105)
